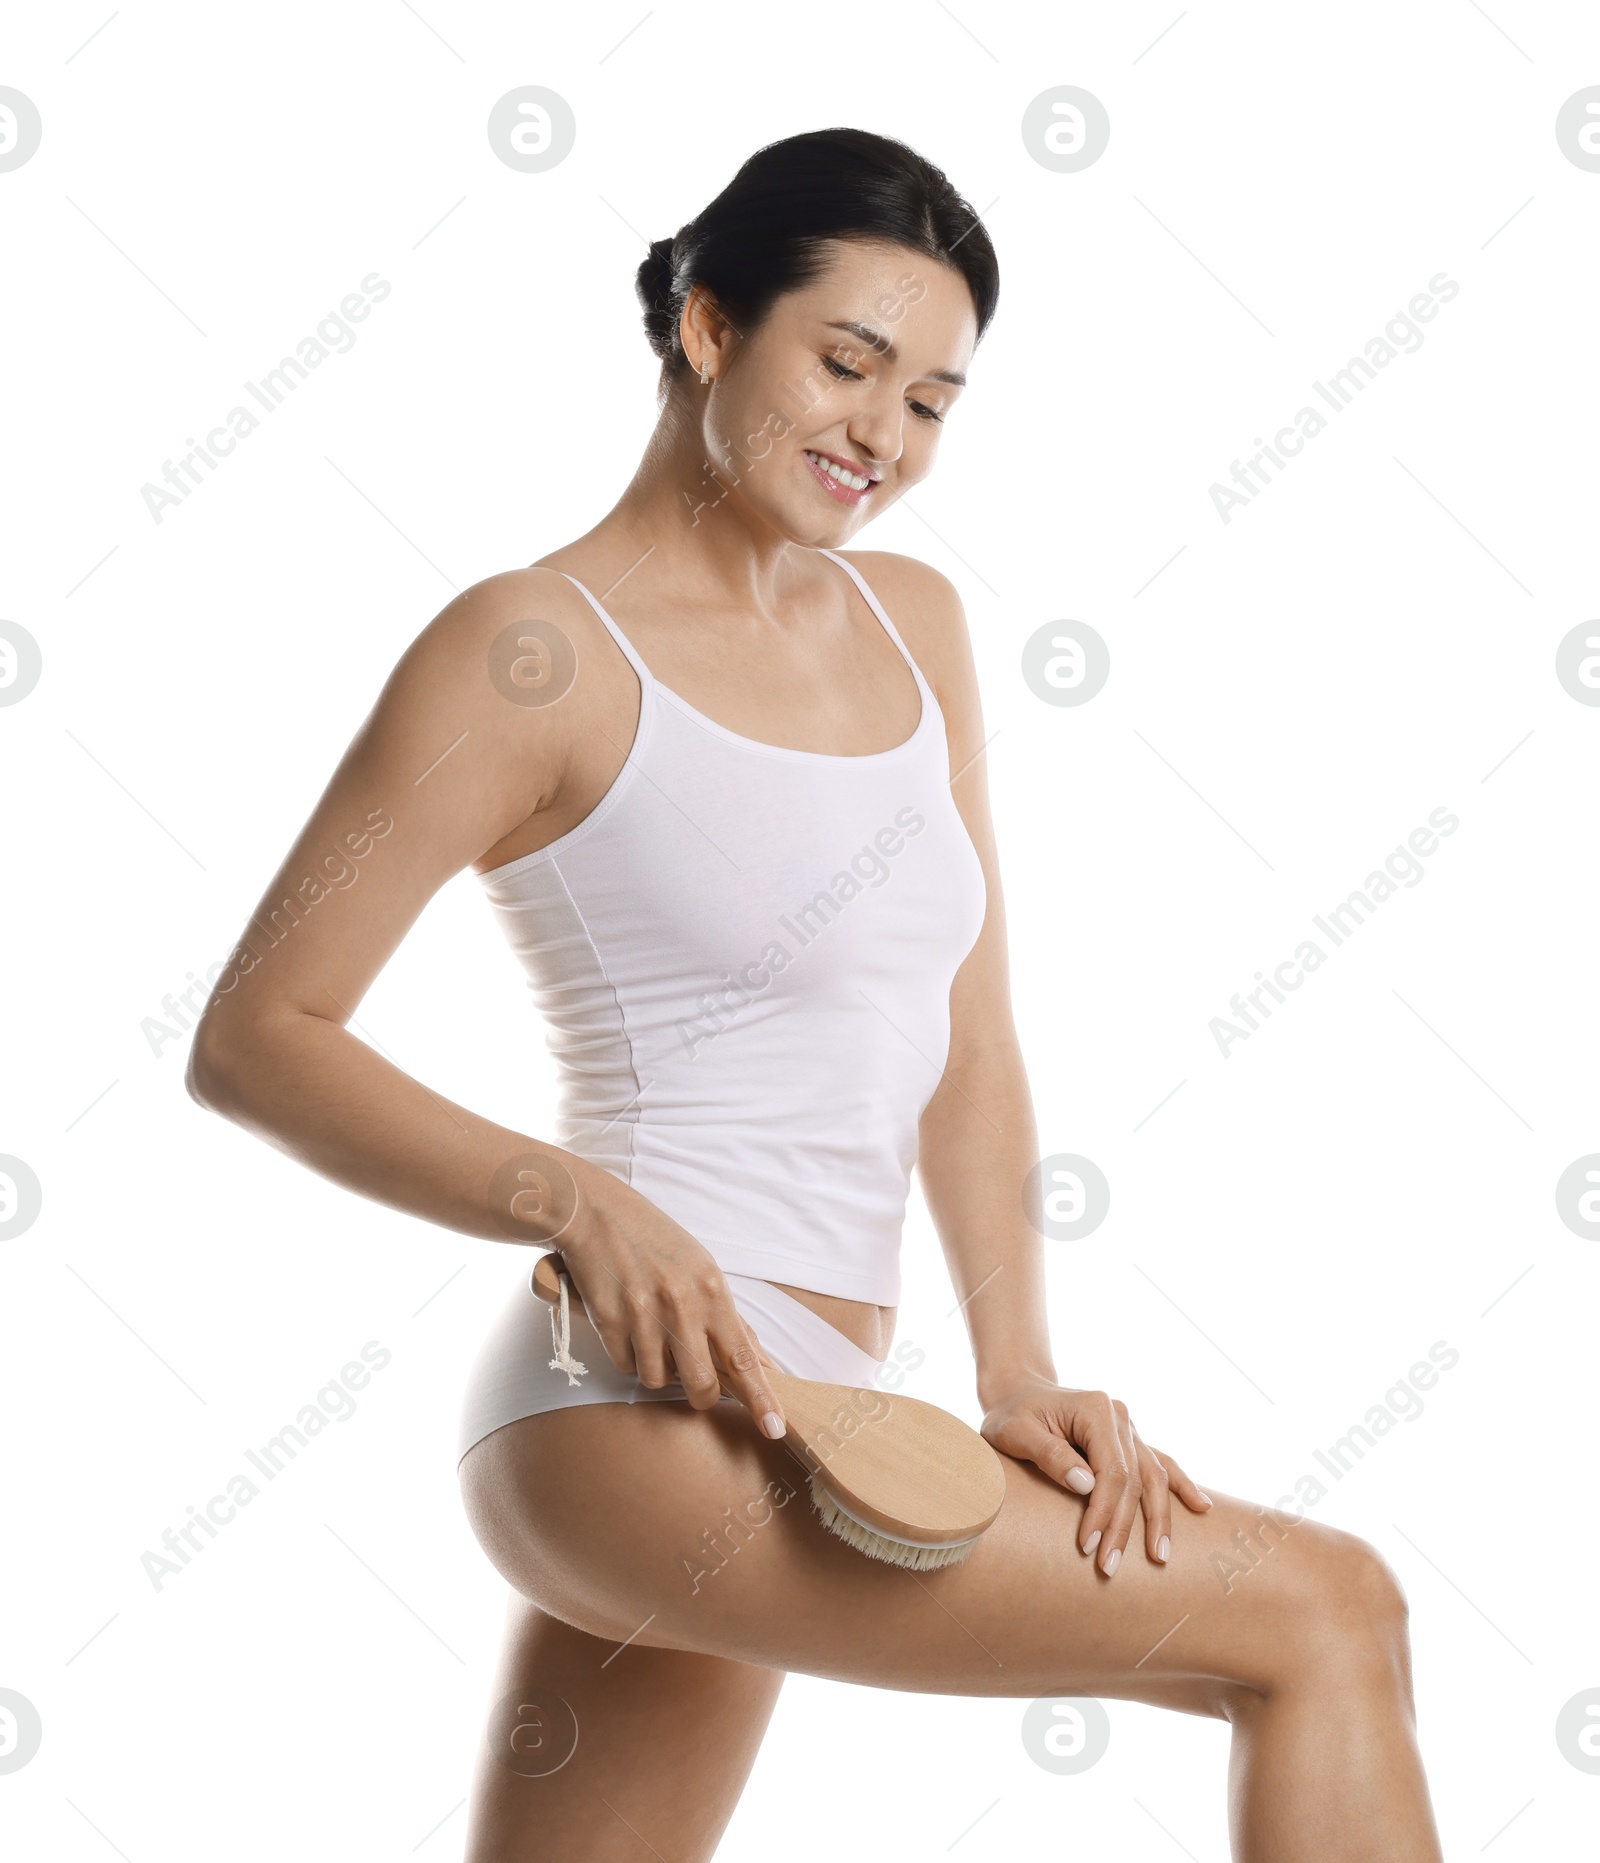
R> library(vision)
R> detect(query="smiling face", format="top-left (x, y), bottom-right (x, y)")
top-left (679, 238), bottom-right (979, 546)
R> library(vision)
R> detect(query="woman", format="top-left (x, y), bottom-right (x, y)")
top-left (189, 129), bottom-right (1444, 1860)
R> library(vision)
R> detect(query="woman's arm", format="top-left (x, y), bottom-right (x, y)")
top-left (187, 569), bottom-right (786, 1432)
top-left (854, 552), bottom-right (1211, 1576)
top-left (919, 1002), bottom-right (1057, 1413)
top-left (874, 554), bottom-right (1057, 1401)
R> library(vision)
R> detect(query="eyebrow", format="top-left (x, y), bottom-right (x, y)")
top-left (823, 320), bottom-right (967, 388)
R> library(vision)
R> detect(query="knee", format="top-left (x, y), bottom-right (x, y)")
top-left (1301, 1527), bottom-right (1411, 1665)
top-left (1361, 1538), bottom-right (1411, 1633)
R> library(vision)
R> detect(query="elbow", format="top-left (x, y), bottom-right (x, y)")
top-left (185, 1013), bottom-right (245, 1117)
top-left (187, 1003), bottom-right (310, 1121)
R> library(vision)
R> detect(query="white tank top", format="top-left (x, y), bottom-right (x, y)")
top-left (478, 550), bottom-right (988, 1305)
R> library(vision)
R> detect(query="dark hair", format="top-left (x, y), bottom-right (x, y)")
top-left (635, 127), bottom-right (999, 391)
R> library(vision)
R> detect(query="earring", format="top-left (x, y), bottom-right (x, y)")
top-left (698, 357), bottom-right (710, 385)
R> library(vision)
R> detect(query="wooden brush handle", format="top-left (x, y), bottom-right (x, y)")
top-left (528, 1250), bottom-right (574, 1308)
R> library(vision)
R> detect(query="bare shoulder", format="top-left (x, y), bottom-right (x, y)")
top-left (369, 563), bottom-right (632, 743)
top-left (394, 564), bottom-right (599, 683)
top-left (314, 559), bottom-right (640, 858)
top-left (832, 549), bottom-right (978, 703)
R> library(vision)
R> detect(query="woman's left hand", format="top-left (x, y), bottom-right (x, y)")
top-left (979, 1376), bottom-right (1212, 1576)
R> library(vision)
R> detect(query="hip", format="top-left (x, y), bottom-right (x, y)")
top-left (455, 1264), bottom-right (891, 1469)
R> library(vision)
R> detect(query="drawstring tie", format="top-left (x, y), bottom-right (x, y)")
top-left (547, 1269), bottom-right (589, 1385)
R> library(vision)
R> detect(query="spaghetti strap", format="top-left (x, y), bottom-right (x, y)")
top-left (557, 571), bottom-right (657, 689)
top-left (556, 553), bottom-right (931, 712)
top-left (816, 548), bottom-right (933, 699)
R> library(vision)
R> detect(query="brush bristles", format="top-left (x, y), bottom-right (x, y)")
top-left (807, 1475), bottom-right (978, 1571)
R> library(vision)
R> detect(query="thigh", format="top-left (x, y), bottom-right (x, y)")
top-left (459, 1401), bottom-right (1383, 1712)
top-left (465, 1589), bottom-right (785, 1863)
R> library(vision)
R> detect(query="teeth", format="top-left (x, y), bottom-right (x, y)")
top-left (806, 449), bottom-right (871, 492)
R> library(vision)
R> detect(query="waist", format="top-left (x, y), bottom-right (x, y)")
top-left (767, 1280), bottom-right (896, 1359)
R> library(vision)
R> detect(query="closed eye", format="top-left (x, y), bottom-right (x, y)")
top-left (820, 354), bottom-right (946, 423)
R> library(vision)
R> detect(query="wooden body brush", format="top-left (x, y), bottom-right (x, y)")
top-left (530, 1253), bottom-right (1007, 1570)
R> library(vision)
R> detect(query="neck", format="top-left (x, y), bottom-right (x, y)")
top-left (573, 385), bottom-right (813, 614)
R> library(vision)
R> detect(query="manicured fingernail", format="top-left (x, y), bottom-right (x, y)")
top-left (1102, 1547), bottom-right (1121, 1577)
top-left (761, 1411), bottom-right (786, 1439)
top-left (1082, 1529), bottom-right (1101, 1556)
top-left (1066, 1467), bottom-right (1095, 1494)
top-left (1196, 1490), bottom-right (1213, 1506)
top-left (1157, 1535), bottom-right (1171, 1563)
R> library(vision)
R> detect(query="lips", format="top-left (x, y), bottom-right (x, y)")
top-left (802, 448), bottom-right (878, 506)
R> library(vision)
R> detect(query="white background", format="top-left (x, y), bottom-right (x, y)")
top-left (3, 1), bottom-right (1597, 1856)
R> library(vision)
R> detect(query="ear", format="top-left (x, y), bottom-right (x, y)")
top-left (678, 282), bottom-right (735, 380)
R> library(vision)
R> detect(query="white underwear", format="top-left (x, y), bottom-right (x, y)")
top-left (456, 1264), bottom-right (888, 1467)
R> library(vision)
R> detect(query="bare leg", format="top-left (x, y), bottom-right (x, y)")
top-left (460, 1403), bottom-right (1443, 1861)
top-left (463, 1590), bottom-right (784, 1862)
top-left (1223, 1561), bottom-right (1436, 1856)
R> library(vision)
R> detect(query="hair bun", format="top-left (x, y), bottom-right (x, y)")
top-left (636, 235), bottom-right (681, 360)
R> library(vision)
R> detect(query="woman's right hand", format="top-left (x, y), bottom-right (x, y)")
top-left (558, 1163), bottom-right (788, 1440)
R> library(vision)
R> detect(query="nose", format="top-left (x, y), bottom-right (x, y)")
top-left (848, 398), bottom-right (903, 473)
